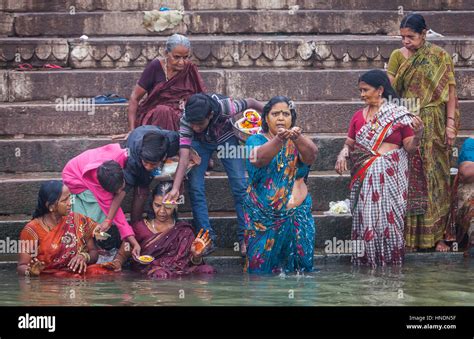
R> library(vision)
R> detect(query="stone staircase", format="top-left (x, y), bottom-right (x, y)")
top-left (0, 0), bottom-right (473, 261)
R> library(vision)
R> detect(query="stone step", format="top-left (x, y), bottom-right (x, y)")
top-left (0, 212), bottom-right (352, 249)
top-left (10, 10), bottom-right (474, 37)
top-left (2, 0), bottom-right (473, 12)
top-left (2, 101), bottom-right (474, 135)
top-left (2, 35), bottom-right (473, 69)
top-left (0, 171), bottom-right (351, 214)
top-left (0, 135), bottom-right (469, 173)
top-left (2, 68), bottom-right (474, 102)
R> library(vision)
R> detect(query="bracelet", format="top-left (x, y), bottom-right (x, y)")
top-left (190, 255), bottom-right (203, 265)
top-left (104, 218), bottom-right (112, 226)
top-left (25, 268), bottom-right (31, 277)
top-left (447, 117), bottom-right (456, 121)
top-left (79, 252), bottom-right (91, 263)
top-left (446, 126), bottom-right (458, 133)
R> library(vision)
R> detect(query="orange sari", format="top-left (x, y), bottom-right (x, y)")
top-left (20, 212), bottom-right (114, 277)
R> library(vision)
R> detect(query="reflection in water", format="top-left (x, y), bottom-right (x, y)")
top-left (2, 258), bottom-right (473, 306)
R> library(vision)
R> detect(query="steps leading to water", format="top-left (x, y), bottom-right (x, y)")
top-left (0, 0), bottom-right (472, 260)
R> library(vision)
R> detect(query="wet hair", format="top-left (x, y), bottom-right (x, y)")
top-left (166, 34), bottom-right (191, 52)
top-left (147, 182), bottom-right (178, 220)
top-left (184, 93), bottom-right (220, 123)
top-left (261, 95), bottom-right (297, 133)
top-left (97, 160), bottom-right (124, 193)
top-left (32, 180), bottom-right (63, 219)
top-left (400, 13), bottom-right (427, 34)
top-left (140, 132), bottom-right (169, 163)
top-left (358, 69), bottom-right (400, 101)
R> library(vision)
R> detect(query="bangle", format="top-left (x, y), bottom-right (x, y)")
top-left (446, 126), bottom-right (457, 133)
top-left (79, 252), bottom-right (91, 263)
top-left (191, 255), bottom-right (203, 265)
top-left (104, 218), bottom-right (112, 226)
top-left (447, 117), bottom-right (456, 121)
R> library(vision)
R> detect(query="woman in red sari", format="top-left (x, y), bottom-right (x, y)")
top-left (128, 34), bottom-right (206, 132)
top-left (17, 181), bottom-right (114, 278)
top-left (335, 70), bottom-right (424, 267)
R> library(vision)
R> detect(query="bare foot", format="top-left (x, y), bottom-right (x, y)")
top-left (435, 240), bottom-right (450, 252)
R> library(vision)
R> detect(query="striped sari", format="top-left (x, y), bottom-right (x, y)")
top-left (391, 41), bottom-right (460, 249)
top-left (350, 103), bottom-right (413, 267)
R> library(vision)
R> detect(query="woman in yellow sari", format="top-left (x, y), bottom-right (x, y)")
top-left (387, 14), bottom-right (460, 251)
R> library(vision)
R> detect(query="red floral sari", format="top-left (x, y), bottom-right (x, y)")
top-left (349, 103), bottom-right (414, 267)
top-left (20, 212), bottom-right (114, 277)
top-left (136, 62), bottom-right (206, 131)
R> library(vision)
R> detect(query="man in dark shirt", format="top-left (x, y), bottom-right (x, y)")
top-left (124, 125), bottom-right (179, 222)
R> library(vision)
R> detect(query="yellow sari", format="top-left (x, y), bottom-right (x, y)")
top-left (390, 41), bottom-right (460, 249)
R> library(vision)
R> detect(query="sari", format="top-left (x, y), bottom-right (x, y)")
top-left (392, 41), bottom-right (461, 249)
top-left (132, 220), bottom-right (214, 279)
top-left (447, 138), bottom-right (474, 247)
top-left (349, 103), bottom-right (414, 267)
top-left (136, 62), bottom-right (206, 131)
top-left (19, 212), bottom-right (113, 277)
top-left (243, 134), bottom-right (314, 274)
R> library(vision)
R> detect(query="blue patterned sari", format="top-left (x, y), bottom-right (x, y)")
top-left (243, 134), bottom-right (315, 274)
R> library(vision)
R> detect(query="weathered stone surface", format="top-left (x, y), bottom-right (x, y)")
top-left (6, 69), bottom-right (224, 101)
top-left (0, 0), bottom-right (183, 12)
top-left (2, 135), bottom-right (468, 173)
top-left (0, 172), bottom-right (351, 214)
top-left (184, 0), bottom-right (474, 10)
top-left (2, 0), bottom-right (472, 11)
top-left (0, 103), bottom-right (129, 136)
top-left (1, 100), bottom-right (473, 136)
top-left (65, 36), bottom-right (474, 69)
top-left (0, 136), bottom-right (341, 172)
top-left (0, 71), bottom-right (8, 102)
top-left (225, 69), bottom-right (474, 101)
top-left (0, 38), bottom-right (69, 68)
top-left (0, 12), bottom-right (14, 36)
top-left (0, 213), bottom-right (352, 249)
top-left (5, 68), bottom-right (473, 102)
top-left (13, 11), bottom-right (474, 37)
top-left (0, 138), bottom-right (116, 172)
top-left (14, 12), bottom-right (187, 37)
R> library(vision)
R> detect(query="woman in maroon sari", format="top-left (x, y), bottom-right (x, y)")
top-left (110, 182), bottom-right (215, 279)
top-left (128, 34), bottom-right (206, 132)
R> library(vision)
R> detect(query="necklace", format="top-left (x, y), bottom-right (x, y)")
top-left (147, 219), bottom-right (176, 233)
top-left (265, 132), bottom-right (286, 171)
top-left (365, 106), bottom-right (381, 131)
top-left (40, 215), bottom-right (56, 232)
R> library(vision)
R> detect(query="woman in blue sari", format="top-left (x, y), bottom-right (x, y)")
top-left (243, 96), bottom-right (318, 274)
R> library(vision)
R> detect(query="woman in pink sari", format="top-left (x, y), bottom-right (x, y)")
top-left (128, 34), bottom-right (206, 132)
top-left (335, 70), bottom-right (424, 267)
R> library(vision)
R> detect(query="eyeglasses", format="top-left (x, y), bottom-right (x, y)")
top-left (269, 110), bottom-right (291, 117)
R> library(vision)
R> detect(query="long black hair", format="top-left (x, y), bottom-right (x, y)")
top-left (261, 95), bottom-right (297, 133)
top-left (147, 181), bottom-right (178, 221)
top-left (358, 69), bottom-right (400, 101)
top-left (32, 180), bottom-right (63, 219)
top-left (400, 13), bottom-right (427, 34)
